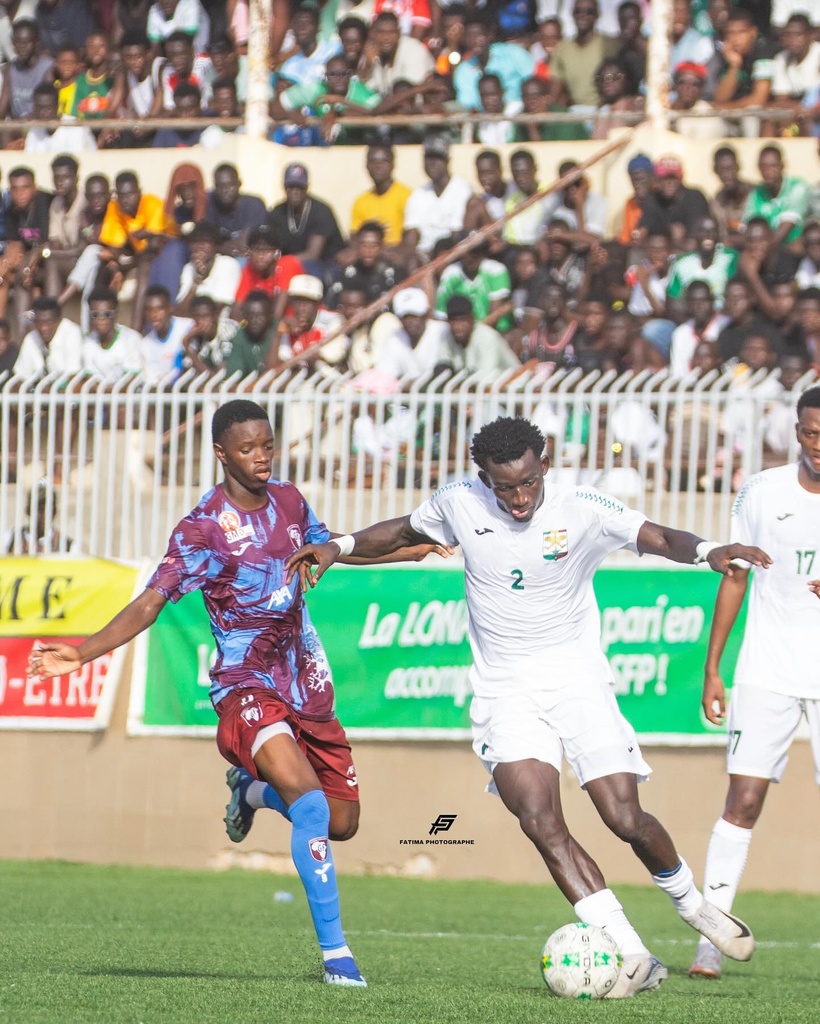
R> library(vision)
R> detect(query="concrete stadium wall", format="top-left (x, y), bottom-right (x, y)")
top-left (1, 126), bottom-right (816, 240)
top-left (1, 642), bottom-right (818, 892)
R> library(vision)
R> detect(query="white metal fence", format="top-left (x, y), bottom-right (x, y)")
top-left (1, 366), bottom-right (816, 560)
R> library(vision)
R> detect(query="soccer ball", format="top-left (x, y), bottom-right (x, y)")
top-left (540, 922), bottom-right (622, 999)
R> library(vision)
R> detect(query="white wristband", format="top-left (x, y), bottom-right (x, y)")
top-left (332, 534), bottom-right (355, 557)
top-left (694, 541), bottom-right (721, 565)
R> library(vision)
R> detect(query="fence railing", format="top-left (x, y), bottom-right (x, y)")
top-left (1, 366), bottom-right (816, 561)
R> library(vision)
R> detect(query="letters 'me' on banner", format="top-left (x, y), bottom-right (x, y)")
top-left (0, 558), bottom-right (140, 730)
top-left (130, 565), bottom-right (745, 745)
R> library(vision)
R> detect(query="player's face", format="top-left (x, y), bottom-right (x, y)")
top-left (796, 407), bottom-right (820, 480)
top-left (479, 449), bottom-right (548, 522)
top-left (215, 419), bottom-right (275, 493)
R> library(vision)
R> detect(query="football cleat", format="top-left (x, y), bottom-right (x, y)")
top-left (605, 953), bottom-right (668, 998)
top-left (224, 766), bottom-right (255, 843)
top-left (323, 956), bottom-right (367, 987)
top-left (680, 899), bottom-right (754, 962)
top-left (689, 942), bottom-right (722, 979)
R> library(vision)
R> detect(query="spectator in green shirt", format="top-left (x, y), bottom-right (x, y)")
top-left (742, 145), bottom-right (811, 247)
top-left (515, 76), bottom-right (588, 143)
top-left (666, 215), bottom-right (739, 317)
top-left (435, 236), bottom-right (513, 331)
top-left (224, 291), bottom-right (277, 378)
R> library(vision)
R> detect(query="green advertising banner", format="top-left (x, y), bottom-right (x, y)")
top-left (127, 565), bottom-right (745, 744)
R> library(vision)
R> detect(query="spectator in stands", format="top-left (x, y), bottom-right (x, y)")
top-left (0, 2), bottom-right (36, 64)
top-left (275, 273), bottom-right (348, 374)
top-left (402, 135), bottom-right (473, 259)
top-left (141, 162), bottom-right (204, 300)
top-left (115, 0), bottom-right (153, 43)
top-left (13, 295), bottom-right (82, 376)
top-left (374, 287), bottom-right (453, 381)
top-left (529, 17), bottom-right (561, 78)
top-left (44, 155), bottom-right (83, 298)
top-left (53, 43), bottom-right (81, 115)
top-left (204, 163), bottom-right (266, 259)
top-left (736, 331), bottom-right (778, 374)
top-left (453, 13), bottom-right (534, 111)
top-left (5, 166), bottom-right (51, 326)
top-left (552, 161), bottom-right (608, 248)
top-left (277, 4), bottom-right (340, 90)
top-left (330, 222), bottom-right (404, 308)
top-left (689, 339), bottom-right (722, 374)
top-left (515, 75), bottom-right (587, 142)
top-left (373, 0), bottom-right (432, 40)
top-left (742, 145), bottom-right (811, 246)
top-left (669, 279), bottom-right (728, 377)
top-left (669, 0), bottom-right (714, 72)
top-left (738, 216), bottom-right (799, 321)
top-left (24, 82), bottom-right (97, 152)
top-left (3, 479), bottom-right (73, 553)
top-left (626, 230), bottom-right (674, 360)
top-left (233, 224), bottom-right (303, 322)
top-left (770, 15), bottom-right (818, 114)
top-left (590, 55), bottom-right (643, 139)
top-left (710, 145), bottom-right (752, 246)
top-left (199, 75), bottom-right (244, 147)
top-left (180, 293), bottom-right (237, 372)
top-left (666, 214), bottom-right (738, 315)
top-left (147, 0), bottom-right (210, 54)
top-left (468, 72), bottom-right (520, 146)
top-left (150, 30), bottom-right (213, 113)
top-left (35, 0), bottom-right (95, 53)
top-left (70, 31), bottom-right (124, 125)
top-left (669, 62), bottom-right (725, 139)
top-left (796, 221), bottom-right (820, 289)
top-left (266, 163), bottom-right (346, 278)
top-left (122, 32), bottom-right (157, 126)
top-left (140, 283), bottom-right (193, 381)
top-left (517, 280), bottom-right (579, 364)
top-left (637, 155), bottom-right (710, 252)
top-left (463, 150), bottom-right (514, 238)
top-left (717, 276), bottom-right (778, 361)
top-left (615, 1), bottom-right (645, 87)
top-left (0, 19), bottom-right (53, 119)
top-left (206, 35), bottom-right (244, 98)
top-left (566, 293), bottom-right (615, 372)
top-left (710, 6), bottom-right (776, 115)
top-left (224, 290), bottom-right (276, 377)
top-left (618, 153), bottom-right (654, 246)
top-left (350, 145), bottom-right (412, 249)
top-left (82, 286), bottom-right (145, 379)
top-left (435, 236), bottom-right (512, 330)
top-left (765, 279), bottom-right (805, 352)
top-left (338, 16), bottom-right (368, 77)
top-left (152, 81), bottom-right (205, 145)
top-left (97, 170), bottom-right (178, 329)
top-left (502, 149), bottom-right (559, 248)
top-left (176, 222), bottom-right (241, 316)
top-left (444, 293), bottom-right (519, 373)
top-left (365, 11), bottom-right (434, 97)
top-left (55, 173), bottom-right (110, 329)
top-left (549, 0), bottom-right (618, 108)
top-left (796, 286), bottom-right (819, 367)
top-left (534, 216), bottom-right (588, 302)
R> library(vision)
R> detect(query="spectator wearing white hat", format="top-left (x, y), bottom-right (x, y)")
top-left (375, 287), bottom-right (458, 381)
top-left (276, 274), bottom-right (349, 375)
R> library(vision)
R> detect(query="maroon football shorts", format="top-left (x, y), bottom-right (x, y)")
top-left (215, 685), bottom-right (359, 803)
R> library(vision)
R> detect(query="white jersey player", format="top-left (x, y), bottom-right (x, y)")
top-left (690, 386), bottom-right (820, 981)
top-left (287, 415), bottom-right (770, 999)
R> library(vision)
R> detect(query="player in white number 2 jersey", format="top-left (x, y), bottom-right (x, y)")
top-left (690, 387), bottom-right (820, 980)
top-left (287, 416), bottom-right (771, 998)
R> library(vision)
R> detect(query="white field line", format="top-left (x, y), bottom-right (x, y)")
top-left (347, 930), bottom-right (820, 950)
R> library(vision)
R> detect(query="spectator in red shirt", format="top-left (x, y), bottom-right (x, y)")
top-left (373, 0), bottom-right (431, 41)
top-left (232, 225), bottom-right (304, 322)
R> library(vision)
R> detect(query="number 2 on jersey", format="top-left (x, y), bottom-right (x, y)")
top-left (796, 550), bottom-right (816, 575)
top-left (510, 568), bottom-right (525, 590)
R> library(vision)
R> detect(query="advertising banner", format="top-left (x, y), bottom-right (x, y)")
top-left (0, 557), bottom-right (140, 730)
top-left (128, 565), bottom-right (745, 744)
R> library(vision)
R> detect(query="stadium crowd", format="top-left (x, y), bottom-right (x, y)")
top-left (0, 0), bottom-right (817, 400)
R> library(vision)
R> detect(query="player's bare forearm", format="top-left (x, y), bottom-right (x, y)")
top-left (637, 522), bottom-right (771, 575)
top-left (340, 542), bottom-right (454, 565)
top-left (705, 570), bottom-right (749, 674)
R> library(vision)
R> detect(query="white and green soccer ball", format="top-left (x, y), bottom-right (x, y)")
top-left (540, 922), bottom-right (622, 999)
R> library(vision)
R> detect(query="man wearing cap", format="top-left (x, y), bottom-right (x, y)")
top-left (375, 287), bottom-right (456, 380)
top-left (276, 274), bottom-right (349, 374)
top-left (444, 294), bottom-right (520, 375)
top-left (402, 136), bottom-right (473, 259)
top-left (637, 156), bottom-right (710, 253)
top-left (619, 153), bottom-right (654, 246)
top-left (266, 164), bottom-right (346, 280)
top-left (670, 63), bottom-right (725, 140)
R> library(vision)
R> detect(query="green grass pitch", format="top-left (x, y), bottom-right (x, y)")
top-left (1, 861), bottom-right (818, 1024)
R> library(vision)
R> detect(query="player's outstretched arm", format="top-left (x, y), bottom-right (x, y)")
top-left (285, 515), bottom-right (435, 590)
top-left (28, 588), bottom-right (168, 681)
top-left (636, 522), bottom-right (771, 577)
top-left (702, 569), bottom-right (750, 725)
top-left (331, 533), bottom-right (454, 566)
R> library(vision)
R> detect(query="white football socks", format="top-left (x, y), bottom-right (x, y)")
top-left (695, 817), bottom-right (753, 951)
top-left (652, 858), bottom-right (703, 918)
top-left (245, 780), bottom-right (269, 810)
top-left (574, 888), bottom-right (649, 956)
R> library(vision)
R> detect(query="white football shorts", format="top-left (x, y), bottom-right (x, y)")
top-left (726, 685), bottom-right (820, 784)
top-left (471, 677), bottom-right (652, 793)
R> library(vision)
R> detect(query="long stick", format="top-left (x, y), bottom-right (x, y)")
top-left (276, 128), bottom-right (635, 372)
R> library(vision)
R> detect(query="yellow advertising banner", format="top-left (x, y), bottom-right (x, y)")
top-left (0, 557), bottom-right (141, 730)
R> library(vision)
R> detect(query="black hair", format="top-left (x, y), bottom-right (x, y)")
top-left (367, 142), bottom-right (393, 159)
top-left (796, 387), bottom-right (820, 416)
top-left (191, 294), bottom-right (217, 313)
top-left (293, 3), bottom-right (320, 21)
top-left (758, 144), bottom-right (783, 162)
top-left (51, 154), bottom-right (79, 175)
top-left (88, 287), bottom-right (119, 306)
top-left (12, 18), bottom-right (38, 36)
top-left (338, 15), bottom-right (368, 36)
top-left (85, 173), bottom-right (109, 190)
top-left (115, 170), bottom-right (139, 190)
top-left (785, 13), bottom-right (811, 30)
top-left (145, 284), bottom-right (171, 302)
top-left (372, 11), bottom-right (400, 26)
top-left (173, 81), bottom-right (202, 103)
top-left (33, 82), bottom-right (58, 101)
top-left (247, 224), bottom-right (279, 248)
top-left (445, 295), bottom-right (474, 318)
top-left (478, 72), bottom-right (502, 90)
top-left (212, 75), bottom-right (238, 93)
top-left (56, 43), bottom-right (80, 56)
top-left (686, 279), bottom-right (713, 296)
top-left (32, 296), bottom-right (59, 313)
top-left (120, 31), bottom-right (149, 48)
top-left (510, 149), bottom-right (535, 166)
top-left (340, 275), bottom-right (368, 295)
top-left (8, 166), bottom-right (34, 182)
top-left (713, 145), bottom-right (739, 164)
top-left (357, 220), bottom-right (385, 240)
top-left (188, 222), bottom-right (221, 245)
top-left (212, 399), bottom-right (270, 444)
top-left (214, 162), bottom-right (240, 179)
top-left (243, 289), bottom-right (273, 307)
top-left (476, 149), bottom-right (501, 165)
top-left (165, 29), bottom-right (194, 47)
top-left (798, 286), bottom-right (820, 303)
top-left (471, 417), bottom-right (546, 470)
top-left (745, 215), bottom-right (770, 233)
top-left (726, 7), bottom-right (756, 25)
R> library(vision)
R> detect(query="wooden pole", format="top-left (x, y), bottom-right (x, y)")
top-left (275, 128), bottom-right (636, 372)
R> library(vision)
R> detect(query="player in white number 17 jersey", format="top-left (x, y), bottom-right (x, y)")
top-left (690, 387), bottom-right (820, 981)
top-left (287, 416), bottom-right (772, 998)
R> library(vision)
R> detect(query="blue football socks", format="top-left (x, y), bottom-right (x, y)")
top-left (288, 789), bottom-right (346, 951)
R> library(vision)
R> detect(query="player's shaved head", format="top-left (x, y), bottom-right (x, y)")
top-left (797, 385), bottom-right (820, 416)
top-left (471, 417), bottom-right (546, 470)
top-left (212, 400), bottom-right (270, 444)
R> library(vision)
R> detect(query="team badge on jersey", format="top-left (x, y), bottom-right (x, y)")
top-left (288, 524), bottom-right (303, 549)
top-left (543, 529), bottom-right (568, 560)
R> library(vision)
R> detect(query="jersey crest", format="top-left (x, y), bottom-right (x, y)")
top-left (543, 529), bottom-right (568, 560)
